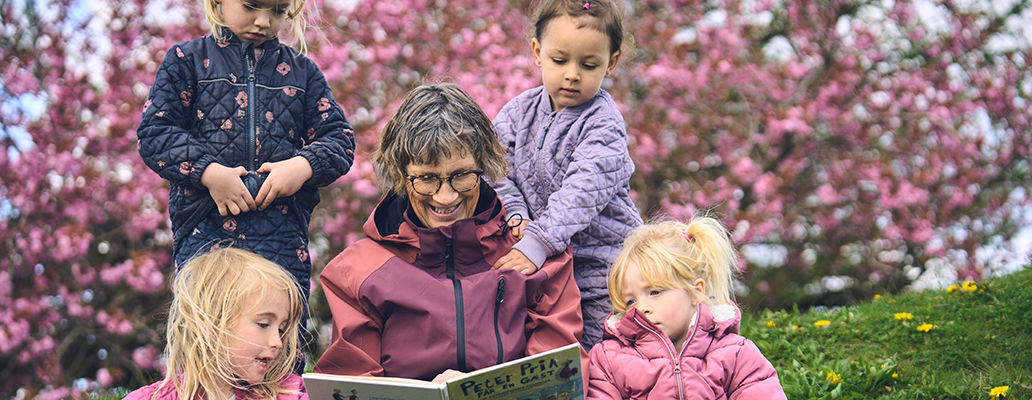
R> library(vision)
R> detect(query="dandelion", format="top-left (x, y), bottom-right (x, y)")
top-left (874, 294), bottom-right (882, 299)
top-left (916, 323), bottom-right (938, 332)
top-left (766, 321), bottom-right (776, 328)
top-left (814, 320), bottom-right (831, 327)
top-left (894, 312), bottom-right (913, 320)
top-left (990, 386), bottom-right (1009, 399)
top-left (962, 280), bottom-right (977, 292)
top-left (826, 371), bottom-right (841, 385)
top-left (892, 373), bottom-right (898, 378)
top-left (946, 284), bottom-right (958, 293)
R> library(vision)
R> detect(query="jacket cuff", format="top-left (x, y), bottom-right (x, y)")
top-left (190, 154), bottom-right (218, 189)
top-left (513, 231), bottom-right (550, 268)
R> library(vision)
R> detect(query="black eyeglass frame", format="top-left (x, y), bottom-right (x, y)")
top-left (406, 169), bottom-right (484, 196)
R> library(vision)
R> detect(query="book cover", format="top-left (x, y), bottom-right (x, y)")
top-left (303, 343), bottom-right (583, 400)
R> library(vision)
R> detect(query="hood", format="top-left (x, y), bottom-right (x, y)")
top-left (361, 182), bottom-right (514, 268)
top-left (603, 303), bottom-right (742, 353)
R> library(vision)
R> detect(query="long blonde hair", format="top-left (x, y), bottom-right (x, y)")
top-left (202, 0), bottom-right (311, 54)
top-left (608, 217), bottom-right (740, 315)
top-left (155, 247), bottom-right (304, 399)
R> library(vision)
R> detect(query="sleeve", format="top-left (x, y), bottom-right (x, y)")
top-left (524, 247), bottom-right (588, 368)
top-left (490, 99), bottom-right (531, 220)
top-left (313, 251), bottom-right (386, 377)
top-left (516, 118), bottom-right (635, 264)
top-left (727, 339), bottom-right (788, 400)
top-left (297, 64), bottom-right (354, 187)
top-left (136, 44), bottom-right (218, 189)
top-left (586, 343), bottom-right (623, 400)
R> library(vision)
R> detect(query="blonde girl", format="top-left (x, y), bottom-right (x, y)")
top-left (490, 0), bottom-right (643, 350)
top-left (125, 247), bottom-right (307, 400)
top-left (587, 218), bottom-right (786, 400)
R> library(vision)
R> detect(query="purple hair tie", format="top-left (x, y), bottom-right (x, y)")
top-left (583, 2), bottom-right (590, 9)
top-left (679, 230), bottom-right (692, 242)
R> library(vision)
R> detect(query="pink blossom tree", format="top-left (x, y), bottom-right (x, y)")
top-left (1, 0), bottom-right (1029, 395)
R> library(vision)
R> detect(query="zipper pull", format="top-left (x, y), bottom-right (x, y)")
top-left (496, 278), bottom-right (506, 304)
top-left (444, 237), bottom-right (452, 259)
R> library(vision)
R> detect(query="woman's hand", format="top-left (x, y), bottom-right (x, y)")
top-left (255, 156), bottom-right (313, 210)
top-left (431, 369), bottom-right (466, 383)
top-left (201, 163), bottom-right (255, 216)
top-left (492, 249), bottom-right (538, 276)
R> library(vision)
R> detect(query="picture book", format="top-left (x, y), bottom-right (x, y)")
top-left (303, 343), bottom-right (583, 400)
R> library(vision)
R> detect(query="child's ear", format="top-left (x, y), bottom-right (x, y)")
top-left (532, 38), bottom-right (543, 67)
top-left (692, 278), bottom-right (706, 301)
top-left (605, 50), bottom-right (620, 77)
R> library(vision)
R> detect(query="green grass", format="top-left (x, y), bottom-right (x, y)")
top-left (91, 267), bottom-right (1031, 399)
top-left (742, 267), bottom-right (1032, 399)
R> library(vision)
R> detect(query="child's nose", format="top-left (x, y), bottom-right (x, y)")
top-left (268, 333), bottom-right (282, 349)
top-left (255, 12), bottom-right (271, 27)
top-left (564, 65), bottom-right (579, 81)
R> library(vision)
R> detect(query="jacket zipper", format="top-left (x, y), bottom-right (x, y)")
top-left (536, 113), bottom-right (557, 150)
top-left (493, 277), bottom-right (506, 364)
top-left (635, 317), bottom-right (685, 400)
top-left (445, 237), bottom-right (466, 371)
top-left (244, 43), bottom-right (263, 172)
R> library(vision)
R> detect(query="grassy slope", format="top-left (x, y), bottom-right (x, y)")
top-left (742, 267), bottom-right (1032, 399)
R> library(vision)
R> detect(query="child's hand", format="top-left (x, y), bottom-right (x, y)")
top-left (201, 163), bottom-right (256, 216)
top-left (492, 249), bottom-right (538, 275)
top-left (509, 219), bottom-right (529, 238)
top-left (254, 156), bottom-right (313, 210)
top-left (431, 369), bottom-right (466, 383)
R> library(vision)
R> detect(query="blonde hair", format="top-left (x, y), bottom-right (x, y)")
top-left (608, 217), bottom-right (740, 315)
top-left (155, 247), bottom-right (304, 400)
top-left (203, 0), bottom-right (311, 54)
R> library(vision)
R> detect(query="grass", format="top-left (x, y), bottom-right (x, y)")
top-left (91, 267), bottom-right (1031, 399)
top-left (742, 267), bottom-right (1032, 399)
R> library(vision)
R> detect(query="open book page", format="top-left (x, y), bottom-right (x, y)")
top-left (304, 343), bottom-right (583, 400)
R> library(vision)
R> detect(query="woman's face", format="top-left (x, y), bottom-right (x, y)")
top-left (405, 152), bottom-right (481, 229)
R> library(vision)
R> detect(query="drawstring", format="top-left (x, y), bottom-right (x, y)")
top-left (499, 213), bottom-right (524, 235)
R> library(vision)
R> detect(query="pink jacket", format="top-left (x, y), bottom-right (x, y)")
top-left (123, 374), bottom-right (308, 400)
top-left (587, 304), bottom-right (786, 400)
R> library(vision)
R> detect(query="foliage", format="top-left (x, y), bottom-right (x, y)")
top-left (1, 0), bottom-right (1030, 396)
top-left (742, 266), bottom-right (1032, 399)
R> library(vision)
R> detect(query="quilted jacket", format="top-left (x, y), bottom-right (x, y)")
top-left (587, 304), bottom-right (787, 400)
top-left (136, 32), bottom-right (354, 279)
top-left (314, 184), bottom-right (587, 380)
top-left (490, 86), bottom-right (642, 291)
top-left (123, 374), bottom-right (308, 400)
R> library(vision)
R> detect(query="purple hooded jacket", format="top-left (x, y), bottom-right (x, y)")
top-left (588, 304), bottom-right (786, 400)
top-left (490, 86), bottom-right (643, 290)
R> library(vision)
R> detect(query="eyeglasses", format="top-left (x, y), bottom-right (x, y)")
top-left (406, 170), bottom-right (484, 196)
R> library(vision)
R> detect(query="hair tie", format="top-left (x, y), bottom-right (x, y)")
top-left (679, 230), bottom-right (692, 242)
top-left (583, 2), bottom-right (590, 9)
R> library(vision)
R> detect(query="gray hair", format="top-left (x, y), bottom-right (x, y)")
top-left (373, 83), bottom-right (508, 196)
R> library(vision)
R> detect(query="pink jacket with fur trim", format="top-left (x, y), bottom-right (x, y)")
top-left (587, 303), bottom-right (786, 400)
top-left (123, 374), bottom-right (308, 400)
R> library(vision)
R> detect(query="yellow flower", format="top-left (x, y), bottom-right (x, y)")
top-left (946, 284), bottom-right (958, 293)
top-left (874, 294), bottom-right (882, 299)
top-left (766, 320), bottom-right (776, 328)
top-left (894, 312), bottom-right (914, 320)
top-left (814, 320), bottom-right (831, 327)
top-left (892, 373), bottom-right (898, 378)
top-left (962, 280), bottom-right (977, 292)
top-left (791, 324), bottom-right (798, 331)
top-left (826, 371), bottom-right (841, 385)
top-left (990, 386), bottom-right (1009, 399)
top-left (916, 323), bottom-right (938, 332)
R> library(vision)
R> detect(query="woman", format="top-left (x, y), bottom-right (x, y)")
top-left (314, 83), bottom-right (585, 380)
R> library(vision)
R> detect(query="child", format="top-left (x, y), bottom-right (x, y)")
top-left (135, 0), bottom-right (355, 345)
top-left (587, 219), bottom-right (786, 399)
top-left (490, 0), bottom-right (643, 350)
top-left (124, 247), bottom-right (307, 400)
